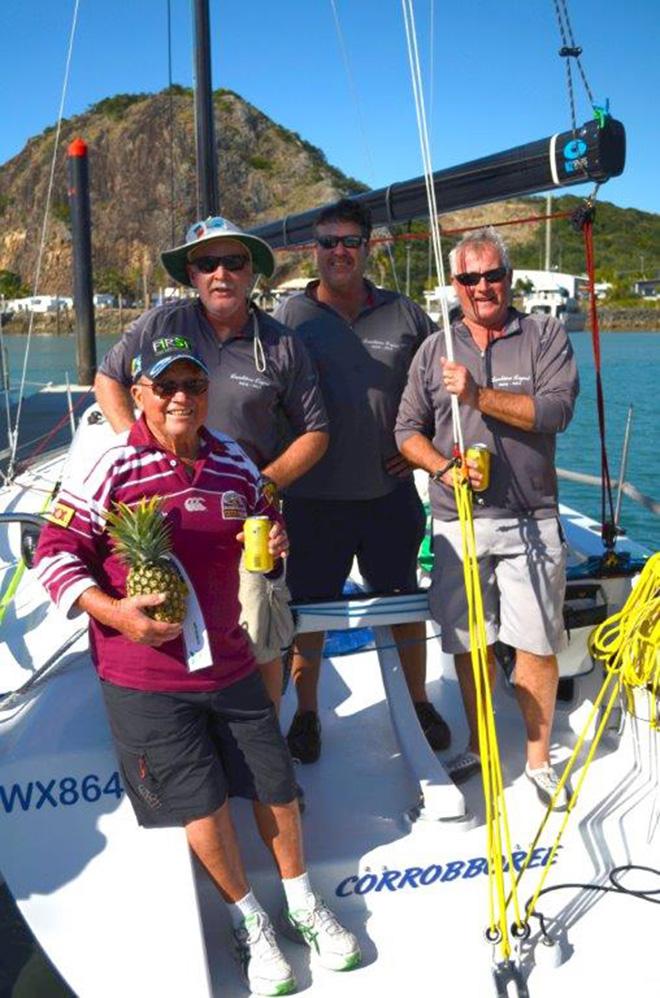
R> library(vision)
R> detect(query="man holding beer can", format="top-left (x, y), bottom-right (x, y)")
top-left (395, 226), bottom-right (579, 811)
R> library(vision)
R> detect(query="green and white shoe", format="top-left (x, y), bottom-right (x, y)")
top-left (282, 898), bottom-right (361, 972)
top-left (233, 911), bottom-right (296, 996)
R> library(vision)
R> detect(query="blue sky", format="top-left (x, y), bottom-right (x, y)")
top-left (1, 0), bottom-right (658, 215)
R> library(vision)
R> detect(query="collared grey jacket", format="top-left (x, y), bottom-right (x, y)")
top-left (394, 309), bottom-right (579, 521)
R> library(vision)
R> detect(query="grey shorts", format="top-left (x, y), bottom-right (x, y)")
top-left (100, 672), bottom-right (297, 829)
top-left (238, 556), bottom-right (295, 664)
top-left (430, 516), bottom-right (567, 656)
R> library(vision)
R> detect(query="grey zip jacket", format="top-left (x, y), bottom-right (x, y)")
top-left (394, 309), bottom-right (580, 521)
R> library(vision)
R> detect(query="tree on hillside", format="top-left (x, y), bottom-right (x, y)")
top-left (95, 268), bottom-right (134, 303)
top-left (0, 270), bottom-right (30, 299)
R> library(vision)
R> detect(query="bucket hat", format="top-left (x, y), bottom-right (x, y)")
top-left (160, 216), bottom-right (275, 286)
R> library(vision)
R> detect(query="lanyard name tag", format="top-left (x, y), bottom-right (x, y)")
top-left (169, 555), bottom-right (213, 672)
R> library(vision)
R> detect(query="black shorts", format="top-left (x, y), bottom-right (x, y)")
top-left (100, 671), bottom-right (297, 828)
top-left (283, 479), bottom-right (426, 603)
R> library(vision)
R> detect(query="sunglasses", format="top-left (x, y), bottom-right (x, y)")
top-left (139, 379), bottom-right (209, 398)
top-left (316, 235), bottom-right (367, 250)
top-left (454, 266), bottom-right (508, 287)
top-left (192, 254), bottom-right (250, 273)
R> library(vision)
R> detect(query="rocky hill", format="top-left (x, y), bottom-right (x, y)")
top-left (0, 87), bottom-right (366, 295)
top-left (1, 87), bottom-right (658, 302)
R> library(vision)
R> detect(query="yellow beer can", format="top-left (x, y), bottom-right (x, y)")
top-left (244, 516), bottom-right (274, 573)
top-left (465, 443), bottom-right (491, 493)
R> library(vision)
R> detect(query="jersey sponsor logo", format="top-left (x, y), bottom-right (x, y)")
top-left (44, 502), bottom-right (75, 528)
top-left (185, 496), bottom-right (207, 512)
top-left (221, 491), bottom-right (247, 520)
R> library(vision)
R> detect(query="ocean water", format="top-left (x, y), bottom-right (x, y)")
top-left (1, 329), bottom-right (658, 550)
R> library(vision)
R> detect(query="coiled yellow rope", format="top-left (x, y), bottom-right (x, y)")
top-left (515, 551), bottom-right (659, 919)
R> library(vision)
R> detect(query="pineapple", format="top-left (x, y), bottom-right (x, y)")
top-left (104, 496), bottom-right (188, 623)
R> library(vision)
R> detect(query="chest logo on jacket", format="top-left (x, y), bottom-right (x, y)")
top-left (221, 491), bottom-right (248, 520)
top-left (184, 496), bottom-right (207, 513)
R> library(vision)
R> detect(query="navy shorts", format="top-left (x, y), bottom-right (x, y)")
top-left (100, 671), bottom-right (297, 828)
top-left (283, 479), bottom-right (425, 602)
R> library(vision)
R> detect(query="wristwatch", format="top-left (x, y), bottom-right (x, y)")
top-left (260, 475), bottom-right (280, 506)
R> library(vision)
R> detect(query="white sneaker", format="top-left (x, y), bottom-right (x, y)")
top-left (525, 762), bottom-right (570, 811)
top-left (233, 911), bottom-right (296, 996)
top-left (282, 897), bottom-right (361, 971)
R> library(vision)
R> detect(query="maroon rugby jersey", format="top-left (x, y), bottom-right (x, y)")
top-left (34, 416), bottom-right (283, 692)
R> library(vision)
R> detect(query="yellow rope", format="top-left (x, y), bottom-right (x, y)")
top-left (0, 488), bottom-right (57, 625)
top-left (453, 471), bottom-right (523, 958)
top-left (518, 551), bottom-right (660, 918)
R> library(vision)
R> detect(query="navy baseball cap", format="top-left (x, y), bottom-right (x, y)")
top-left (131, 335), bottom-right (209, 382)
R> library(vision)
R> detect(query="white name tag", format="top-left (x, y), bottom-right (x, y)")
top-left (169, 555), bottom-right (213, 672)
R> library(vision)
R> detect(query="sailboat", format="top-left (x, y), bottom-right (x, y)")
top-left (0, 4), bottom-right (657, 997)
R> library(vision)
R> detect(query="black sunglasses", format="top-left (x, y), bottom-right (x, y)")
top-left (454, 266), bottom-right (508, 287)
top-left (192, 253), bottom-right (250, 273)
top-left (140, 379), bottom-right (209, 399)
top-left (316, 235), bottom-right (367, 250)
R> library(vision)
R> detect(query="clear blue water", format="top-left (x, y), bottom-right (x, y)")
top-left (1, 330), bottom-right (658, 551)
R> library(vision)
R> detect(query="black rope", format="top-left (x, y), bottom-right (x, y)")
top-left (526, 864), bottom-right (660, 942)
top-left (552, 0), bottom-right (595, 133)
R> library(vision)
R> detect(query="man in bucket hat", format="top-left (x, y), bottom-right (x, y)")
top-left (95, 217), bottom-right (329, 712)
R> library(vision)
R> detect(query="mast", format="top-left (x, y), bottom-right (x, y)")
top-left (249, 117), bottom-right (625, 248)
top-left (192, 0), bottom-right (219, 217)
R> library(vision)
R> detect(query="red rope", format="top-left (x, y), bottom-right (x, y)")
top-left (272, 209), bottom-right (575, 252)
top-left (17, 386), bottom-right (94, 468)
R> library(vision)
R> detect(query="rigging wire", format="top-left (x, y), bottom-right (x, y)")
top-left (7, 0), bottom-right (82, 481)
top-left (328, 0), bottom-right (400, 292)
top-left (552, 0), bottom-right (596, 132)
top-left (166, 0), bottom-right (177, 246)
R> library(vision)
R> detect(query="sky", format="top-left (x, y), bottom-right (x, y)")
top-left (1, 0), bottom-right (658, 218)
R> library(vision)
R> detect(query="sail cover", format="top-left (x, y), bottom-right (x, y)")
top-left (249, 117), bottom-right (625, 248)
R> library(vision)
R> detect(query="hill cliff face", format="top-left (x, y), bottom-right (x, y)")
top-left (0, 87), bottom-right (365, 294)
top-left (1, 88), bottom-right (658, 300)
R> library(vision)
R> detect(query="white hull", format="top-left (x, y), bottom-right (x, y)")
top-left (0, 409), bottom-right (656, 996)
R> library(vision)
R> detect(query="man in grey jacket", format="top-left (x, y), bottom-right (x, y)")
top-left (395, 226), bottom-right (579, 809)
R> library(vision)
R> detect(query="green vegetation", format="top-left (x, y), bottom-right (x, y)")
top-left (249, 155), bottom-right (273, 172)
top-left (0, 270), bottom-right (29, 299)
top-left (51, 201), bottom-right (71, 226)
top-left (369, 199), bottom-right (660, 307)
top-left (88, 93), bottom-right (149, 120)
top-left (0, 194), bottom-right (10, 216)
top-left (95, 268), bottom-right (134, 301)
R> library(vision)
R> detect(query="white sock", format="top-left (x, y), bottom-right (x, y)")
top-left (227, 889), bottom-right (266, 929)
top-left (282, 871), bottom-right (316, 913)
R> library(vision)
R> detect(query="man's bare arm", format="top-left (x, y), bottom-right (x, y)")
top-left (262, 430), bottom-right (329, 489)
top-left (441, 358), bottom-right (535, 432)
top-left (94, 372), bottom-right (135, 432)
